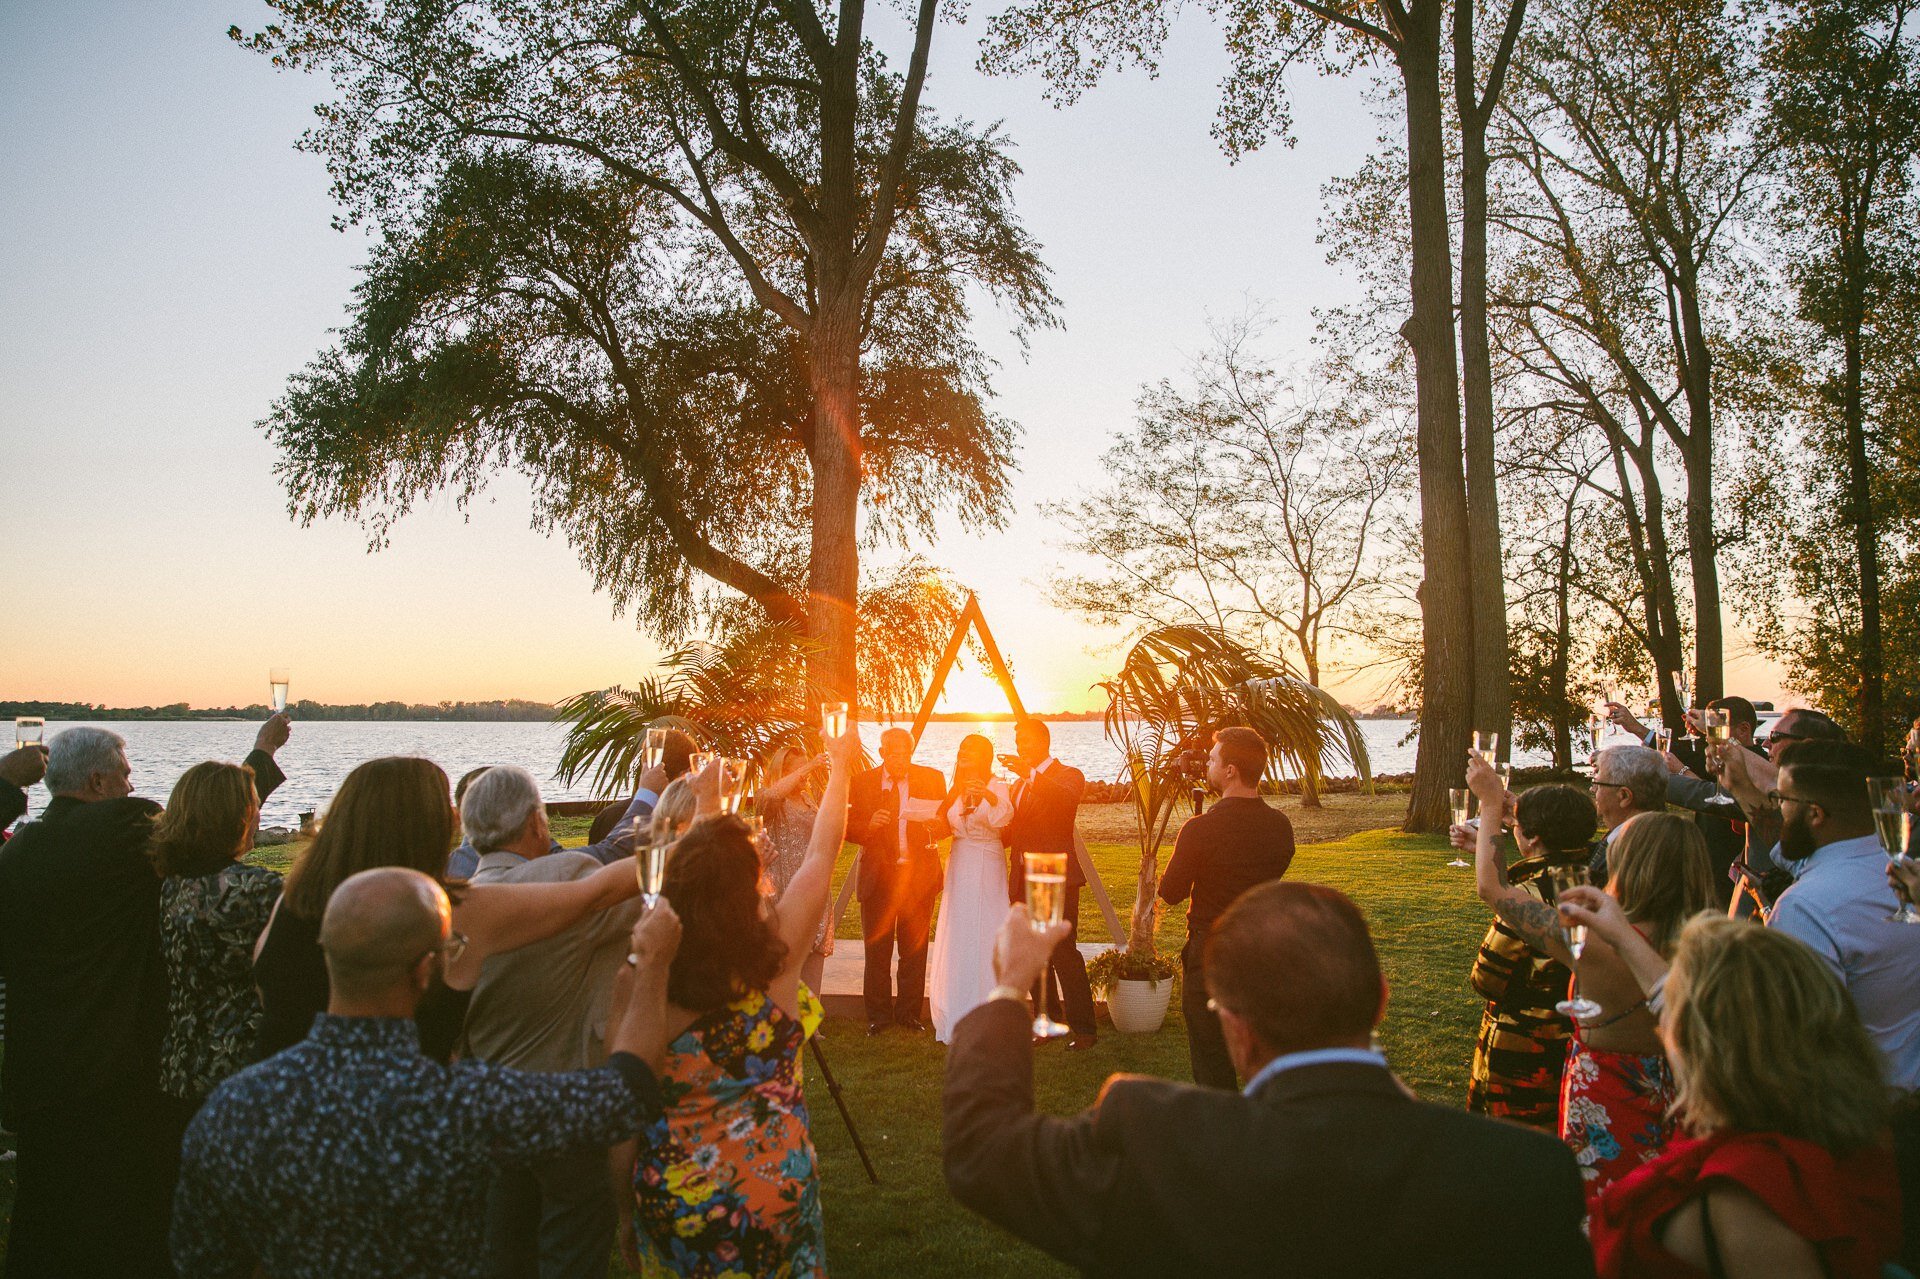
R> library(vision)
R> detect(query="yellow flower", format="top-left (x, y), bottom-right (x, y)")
top-left (675, 1214), bottom-right (705, 1238)
top-left (663, 1162), bottom-right (716, 1205)
top-left (746, 1021), bottom-right (775, 1052)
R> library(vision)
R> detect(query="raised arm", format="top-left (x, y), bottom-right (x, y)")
top-left (445, 857), bottom-right (641, 988)
top-left (769, 727), bottom-right (859, 1008)
top-left (1554, 886), bottom-right (1669, 996)
top-left (577, 789), bottom-right (653, 866)
top-left (245, 713), bottom-right (292, 802)
top-left (1468, 754), bottom-right (1573, 967)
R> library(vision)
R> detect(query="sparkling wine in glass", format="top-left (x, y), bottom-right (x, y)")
top-left (1547, 864), bottom-right (1603, 1021)
top-left (1447, 787), bottom-right (1471, 868)
top-left (644, 727), bottom-right (668, 773)
top-left (1878, 798), bottom-right (1920, 925)
top-left (1472, 730), bottom-right (1499, 765)
top-left (1024, 852), bottom-right (1071, 1039)
top-left (1654, 727), bottom-right (1674, 755)
top-left (718, 758), bottom-right (752, 814)
top-left (1703, 707), bottom-right (1731, 745)
top-left (269, 668), bottom-right (290, 714)
top-left (821, 701), bottom-right (849, 740)
top-left (1494, 762), bottom-right (1512, 791)
top-left (14, 716), bottom-right (44, 750)
top-left (637, 835), bottom-right (668, 908)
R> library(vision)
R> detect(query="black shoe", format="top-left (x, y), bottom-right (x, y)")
top-left (896, 1017), bottom-right (927, 1033)
top-left (866, 1021), bottom-right (888, 1037)
top-left (1065, 1033), bottom-right (1097, 1051)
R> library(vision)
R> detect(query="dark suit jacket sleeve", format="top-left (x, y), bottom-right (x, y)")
top-left (243, 748), bottom-right (287, 804)
top-left (847, 770), bottom-right (883, 854)
top-left (1536, 1141), bottom-right (1601, 1278)
top-left (1159, 818), bottom-right (1199, 905)
top-left (0, 781), bottom-right (26, 832)
top-left (942, 999), bottom-right (1117, 1270)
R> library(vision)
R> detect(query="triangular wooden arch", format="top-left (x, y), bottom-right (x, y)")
top-left (830, 592), bottom-right (1126, 947)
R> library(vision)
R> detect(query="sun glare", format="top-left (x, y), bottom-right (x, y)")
top-left (936, 665), bottom-right (1016, 717)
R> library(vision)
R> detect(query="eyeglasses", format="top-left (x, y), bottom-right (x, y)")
top-left (1767, 790), bottom-right (1816, 811)
top-left (418, 931), bottom-right (470, 968)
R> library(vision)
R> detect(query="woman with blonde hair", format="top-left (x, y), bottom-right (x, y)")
top-left (253, 755), bottom-right (652, 1060)
top-left (1556, 901), bottom-right (1899, 1278)
top-left (1469, 758), bottom-right (1716, 1196)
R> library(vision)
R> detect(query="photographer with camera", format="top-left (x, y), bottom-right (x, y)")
top-left (1159, 727), bottom-right (1295, 1089)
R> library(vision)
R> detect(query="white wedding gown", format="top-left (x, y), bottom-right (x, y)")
top-left (928, 780), bottom-right (1015, 1044)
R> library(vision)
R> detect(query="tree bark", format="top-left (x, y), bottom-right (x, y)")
top-left (1844, 323), bottom-right (1886, 756)
top-left (1456, 0), bottom-right (1517, 763)
top-left (1399, 9), bottom-right (1476, 833)
top-left (806, 309), bottom-right (865, 704)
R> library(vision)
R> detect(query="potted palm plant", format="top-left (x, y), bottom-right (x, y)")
top-left (1093, 626), bottom-right (1369, 1033)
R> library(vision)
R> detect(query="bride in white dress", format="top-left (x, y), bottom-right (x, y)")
top-left (927, 734), bottom-right (1015, 1043)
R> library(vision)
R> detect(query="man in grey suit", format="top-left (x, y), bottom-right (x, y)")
top-left (943, 882), bottom-right (1593, 1277)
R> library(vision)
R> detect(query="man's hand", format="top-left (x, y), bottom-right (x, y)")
top-left (991, 904), bottom-right (1072, 992)
top-left (1662, 750), bottom-right (1693, 776)
top-left (1717, 742), bottom-right (1775, 816)
top-left (0, 744), bottom-right (48, 789)
top-left (999, 753), bottom-right (1034, 778)
top-left (253, 712), bottom-right (292, 756)
top-left (1465, 753), bottom-right (1505, 806)
top-left (1604, 702), bottom-right (1650, 740)
top-left (636, 763), bottom-right (669, 795)
top-left (628, 899), bottom-right (682, 971)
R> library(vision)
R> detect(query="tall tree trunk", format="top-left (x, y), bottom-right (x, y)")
top-left (1399, 13), bottom-right (1476, 833)
top-left (1673, 270), bottom-right (1724, 707)
top-left (807, 308), bottom-right (864, 705)
top-left (1456, 0), bottom-right (1514, 762)
top-left (1551, 487), bottom-right (1577, 770)
top-left (1844, 324), bottom-right (1886, 756)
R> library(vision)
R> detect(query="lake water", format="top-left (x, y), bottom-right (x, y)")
top-left (16, 718), bottom-right (1553, 827)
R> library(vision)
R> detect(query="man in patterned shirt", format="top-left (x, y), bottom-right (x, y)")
top-left (171, 867), bottom-right (678, 1279)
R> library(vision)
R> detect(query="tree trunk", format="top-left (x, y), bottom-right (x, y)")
top-left (806, 309), bottom-right (864, 705)
top-left (1552, 490), bottom-right (1576, 771)
top-left (1399, 12), bottom-right (1476, 833)
top-left (1456, 0), bottom-right (1513, 763)
top-left (1844, 325), bottom-right (1886, 756)
top-left (1673, 268), bottom-right (1724, 707)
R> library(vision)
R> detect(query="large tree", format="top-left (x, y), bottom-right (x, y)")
top-left (1762, 0), bottom-right (1920, 755)
top-left (236, 0), bottom-right (1055, 702)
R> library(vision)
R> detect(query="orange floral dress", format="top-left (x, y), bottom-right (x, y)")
top-left (629, 986), bottom-right (825, 1278)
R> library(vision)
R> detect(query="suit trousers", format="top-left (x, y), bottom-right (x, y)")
top-left (861, 865), bottom-right (935, 1024)
top-left (1181, 957), bottom-right (1238, 1089)
top-left (1038, 885), bottom-right (1096, 1036)
top-left (484, 1143), bottom-right (617, 1279)
top-left (6, 1087), bottom-right (173, 1279)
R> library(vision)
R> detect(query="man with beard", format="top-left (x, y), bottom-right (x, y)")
top-left (1766, 739), bottom-right (1920, 1089)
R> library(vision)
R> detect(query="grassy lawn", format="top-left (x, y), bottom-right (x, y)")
top-left (0, 793), bottom-right (1493, 1275)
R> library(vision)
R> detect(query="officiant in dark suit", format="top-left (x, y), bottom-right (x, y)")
top-left (1003, 718), bottom-right (1095, 1048)
top-left (848, 727), bottom-right (948, 1034)
top-left (943, 882), bottom-right (1592, 1277)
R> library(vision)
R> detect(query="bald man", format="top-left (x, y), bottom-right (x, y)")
top-left (171, 868), bottom-right (679, 1279)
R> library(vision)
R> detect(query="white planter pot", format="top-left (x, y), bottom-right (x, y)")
top-left (1105, 976), bottom-right (1174, 1034)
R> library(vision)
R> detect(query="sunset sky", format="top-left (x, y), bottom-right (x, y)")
top-left (0, 0), bottom-right (1790, 715)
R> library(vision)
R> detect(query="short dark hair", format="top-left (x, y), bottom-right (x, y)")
top-left (1213, 727), bottom-right (1268, 788)
top-left (454, 767), bottom-right (491, 805)
top-left (1515, 784), bottom-right (1598, 856)
top-left (1778, 740), bottom-right (1874, 822)
top-left (662, 815), bottom-right (788, 1012)
top-left (1204, 882), bottom-right (1382, 1055)
top-left (1708, 697), bottom-right (1758, 731)
top-left (1014, 717), bottom-right (1051, 749)
top-left (663, 729), bottom-right (696, 780)
top-left (1773, 709), bottom-right (1846, 744)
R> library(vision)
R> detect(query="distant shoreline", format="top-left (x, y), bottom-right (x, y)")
top-left (4, 704), bottom-right (1406, 724)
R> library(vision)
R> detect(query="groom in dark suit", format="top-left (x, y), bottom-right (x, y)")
top-left (848, 727), bottom-right (949, 1034)
top-left (1002, 718), bottom-right (1095, 1048)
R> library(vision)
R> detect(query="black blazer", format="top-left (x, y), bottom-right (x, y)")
top-left (943, 999), bottom-right (1595, 1278)
top-left (847, 762), bottom-right (949, 900)
top-left (1005, 760), bottom-right (1086, 889)
top-left (0, 749), bottom-right (284, 1125)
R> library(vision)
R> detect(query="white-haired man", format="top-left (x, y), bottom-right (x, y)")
top-left (455, 765), bottom-right (650, 1278)
top-left (0, 717), bottom-right (290, 1277)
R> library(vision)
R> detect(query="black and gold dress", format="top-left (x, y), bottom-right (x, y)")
top-left (1466, 854), bottom-right (1576, 1132)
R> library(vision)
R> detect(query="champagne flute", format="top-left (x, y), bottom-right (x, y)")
top-left (1676, 675), bottom-right (1695, 745)
top-left (269, 668), bottom-right (290, 714)
top-left (1447, 787), bottom-right (1472, 869)
top-left (821, 701), bottom-right (849, 740)
top-left (1895, 812), bottom-right (1920, 925)
top-left (1653, 727), bottom-right (1674, 756)
top-left (1547, 864), bottom-right (1602, 1021)
top-left (14, 716), bottom-right (44, 750)
top-left (1472, 730), bottom-right (1499, 765)
top-left (1703, 707), bottom-right (1731, 772)
top-left (637, 833), bottom-right (668, 908)
top-left (1494, 762), bottom-right (1512, 791)
top-left (1024, 852), bottom-right (1071, 1039)
top-left (644, 727), bottom-right (669, 773)
top-left (717, 758), bottom-right (752, 815)
top-left (1869, 780), bottom-right (1920, 924)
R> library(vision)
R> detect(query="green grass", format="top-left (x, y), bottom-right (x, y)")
top-left (0, 817), bottom-right (1489, 1276)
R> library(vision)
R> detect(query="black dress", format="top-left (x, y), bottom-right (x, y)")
top-left (252, 905), bottom-right (470, 1062)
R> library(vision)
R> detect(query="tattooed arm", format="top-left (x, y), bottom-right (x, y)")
top-left (1468, 754), bottom-right (1574, 967)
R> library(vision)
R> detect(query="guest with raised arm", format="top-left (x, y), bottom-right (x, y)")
top-left (1555, 892), bottom-right (1899, 1279)
top-left (0, 718), bottom-right (289, 1278)
top-left (0, 741), bottom-right (48, 832)
top-left (943, 882), bottom-right (1593, 1276)
top-left (1461, 783), bottom-right (1596, 1132)
top-left (758, 744), bottom-right (833, 995)
top-left (254, 754), bottom-right (658, 1062)
top-left (1469, 755), bottom-right (1715, 1198)
top-left (612, 726), bottom-right (858, 1277)
top-left (172, 868), bottom-right (680, 1279)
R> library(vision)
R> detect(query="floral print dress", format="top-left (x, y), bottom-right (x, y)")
top-left (159, 861), bottom-right (284, 1099)
top-left (630, 986), bottom-right (826, 1278)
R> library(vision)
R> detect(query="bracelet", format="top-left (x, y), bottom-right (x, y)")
top-left (987, 984), bottom-right (1029, 1004)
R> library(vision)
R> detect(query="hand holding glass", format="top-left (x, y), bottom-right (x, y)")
top-left (1447, 788), bottom-right (1471, 869)
top-left (821, 701), bottom-right (849, 740)
top-left (1547, 864), bottom-right (1603, 1021)
top-left (644, 727), bottom-right (669, 773)
top-left (14, 716), bottom-right (44, 750)
top-left (1023, 852), bottom-right (1070, 1039)
top-left (269, 668), bottom-right (290, 714)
